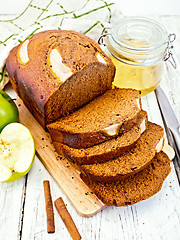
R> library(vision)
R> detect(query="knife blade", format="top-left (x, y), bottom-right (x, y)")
top-left (155, 86), bottom-right (180, 167)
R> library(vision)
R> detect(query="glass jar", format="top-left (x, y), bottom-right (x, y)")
top-left (98, 17), bottom-right (176, 96)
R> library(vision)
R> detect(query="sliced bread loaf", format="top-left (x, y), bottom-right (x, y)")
top-left (6, 30), bottom-right (115, 128)
top-left (81, 122), bottom-right (164, 183)
top-left (47, 88), bottom-right (141, 148)
top-left (81, 151), bottom-right (171, 206)
top-left (53, 110), bottom-right (147, 165)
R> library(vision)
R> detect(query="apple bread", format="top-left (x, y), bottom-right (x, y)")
top-left (6, 30), bottom-right (115, 128)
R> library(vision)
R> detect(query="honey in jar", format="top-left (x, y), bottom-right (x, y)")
top-left (99, 17), bottom-right (171, 96)
top-left (110, 54), bottom-right (163, 96)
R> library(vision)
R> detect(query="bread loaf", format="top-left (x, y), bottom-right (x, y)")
top-left (47, 88), bottom-right (142, 148)
top-left (81, 151), bottom-right (171, 206)
top-left (6, 30), bottom-right (115, 128)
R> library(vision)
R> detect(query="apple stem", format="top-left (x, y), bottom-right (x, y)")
top-left (8, 98), bottom-right (17, 102)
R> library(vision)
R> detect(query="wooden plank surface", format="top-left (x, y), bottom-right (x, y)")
top-left (0, 178), bottom-right (25, 240)
top-left (16, 98), bottom-right (105, 217)
top-left (0, 12), bottom-right (180, 240)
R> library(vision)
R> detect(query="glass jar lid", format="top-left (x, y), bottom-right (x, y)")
top-left (101, 17), bottom-right (172, 66)
top-left (111, 17), bottom-right (168, 52)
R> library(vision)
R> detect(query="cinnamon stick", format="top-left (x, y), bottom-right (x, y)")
top-left (54, 197), bottom-right (81, 240)
top-left (43, 180), bottom-right (55, 233)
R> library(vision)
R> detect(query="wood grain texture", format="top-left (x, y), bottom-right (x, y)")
top-left (0, 178), bottom-right (26, 240)
top-left (16, 98), bottom-right (105, 217)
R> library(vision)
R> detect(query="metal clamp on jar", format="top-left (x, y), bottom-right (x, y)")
top-left (98, 17), bottom-right (176, 96)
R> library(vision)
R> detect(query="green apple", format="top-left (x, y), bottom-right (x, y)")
top-left (0, 123), bottom-right (35, 182)
top-left (0, 89), bottom-right (19, 132)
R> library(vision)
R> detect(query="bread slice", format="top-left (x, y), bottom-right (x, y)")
top-left (6, 30), bottom-right (115, 128)
top-left (53, 110), bottom-right (147, 165)
top-left (81, 151), bottom-right (171, 206)
top-left (81, 122), bottom-right (164, 183)
top-left (47, 88), bottom-right (141, 148)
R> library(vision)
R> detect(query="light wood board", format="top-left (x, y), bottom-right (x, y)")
top-left (16, 98), bottom-right (105, 217)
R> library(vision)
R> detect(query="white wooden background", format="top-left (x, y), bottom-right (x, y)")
top-left (0, 1), bottom-right (180, 240)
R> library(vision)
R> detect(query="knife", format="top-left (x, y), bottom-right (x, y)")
top-left (155, 86), bottom-right (180, 180)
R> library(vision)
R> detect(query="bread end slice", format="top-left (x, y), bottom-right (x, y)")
top-left (81, 151), bottom-right (171, 206)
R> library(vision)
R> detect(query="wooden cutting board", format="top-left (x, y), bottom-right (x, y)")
top-left (16, 98), bottom-right (105, 217)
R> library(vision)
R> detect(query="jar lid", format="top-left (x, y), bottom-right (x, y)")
top-left (111, 17), bottom-right (168, 52)
top-left (101, 17), bottom-right (171, 65)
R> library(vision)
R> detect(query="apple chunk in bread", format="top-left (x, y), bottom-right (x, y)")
top-left (17, 39), bottom-right (30, 65)
top-left (48, 48), bottom-right (73, 82)
top-left (0, 123), bottom-right (35, 182)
